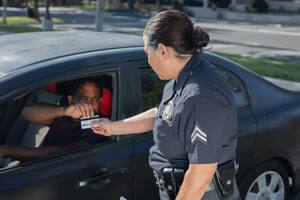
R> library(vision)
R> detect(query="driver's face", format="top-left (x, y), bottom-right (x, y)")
top-left (71, 82), bottom-right (101, 113)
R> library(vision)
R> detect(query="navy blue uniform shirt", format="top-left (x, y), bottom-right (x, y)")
top-left (149, 53), bottom-right (238, 173)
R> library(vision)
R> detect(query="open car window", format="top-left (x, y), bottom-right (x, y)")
top-left (0, 74), bottom-right (115, 170)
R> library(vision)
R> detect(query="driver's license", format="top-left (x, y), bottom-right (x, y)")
top-left (80, 115), bottom-right (100, 129)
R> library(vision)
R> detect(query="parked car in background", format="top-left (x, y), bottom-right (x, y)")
top-left (0, 31), bottom-right (300, 200)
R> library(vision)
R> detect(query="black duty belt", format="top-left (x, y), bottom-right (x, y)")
top-left (153, 168), bottom-right (215, 199)
top-left (153, 160), bottom-right (237, 200)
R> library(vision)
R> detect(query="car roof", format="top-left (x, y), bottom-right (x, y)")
top-left (0, 31), bottom-right (143, 75)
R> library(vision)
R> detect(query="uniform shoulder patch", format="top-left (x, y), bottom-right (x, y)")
top-left (191, 125), bottom-right (208, 145)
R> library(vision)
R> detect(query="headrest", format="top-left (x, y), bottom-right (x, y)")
top-left (45, 83), bottom-right (57, 94)
top-left (100, 88), bottom-right (112, 118)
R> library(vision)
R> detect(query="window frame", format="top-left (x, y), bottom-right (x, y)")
top-left (138, 66), bottom-right (167, 112)
top-left (213, 64), bottom-right (252, 110)
top-left (0, 70), bottom-right (119, 171)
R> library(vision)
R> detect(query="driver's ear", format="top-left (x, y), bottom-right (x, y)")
top-left (67, 96), bottom-right (72, 105)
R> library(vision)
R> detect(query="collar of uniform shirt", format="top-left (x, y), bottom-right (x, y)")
top-left (173, 52), bottom-right (203, 93)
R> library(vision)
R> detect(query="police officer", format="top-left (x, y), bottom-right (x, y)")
top-left (92, 10), bottom-right (240, 200)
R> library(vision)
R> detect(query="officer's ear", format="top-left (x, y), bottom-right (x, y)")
top-left (157, 43), bottom-right (170, 58)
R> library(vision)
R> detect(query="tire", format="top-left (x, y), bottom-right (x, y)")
top-left (239, 161), bottom-right (290, 200)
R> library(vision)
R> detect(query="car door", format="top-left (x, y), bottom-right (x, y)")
top-left (132, 66), bottom-right (167, 200)
top-left (0, 68), bottom-right (134, 200)
top-left (0, 139), bottom-right (134, 200)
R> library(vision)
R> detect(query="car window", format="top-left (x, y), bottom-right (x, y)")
top-left (215, 66), bottom-right (249, 109)
top-left (139, 66), bottom-right (249, 109)
top-left (139, 67), bottom-right (167, 111)
top-left (0, 74), bottom-right (114, 170)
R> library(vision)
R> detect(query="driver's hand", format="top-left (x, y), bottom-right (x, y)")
top-left (64, 103), bottom-right (94, 119)
top-left (91, 118), bottom-right (113, 136)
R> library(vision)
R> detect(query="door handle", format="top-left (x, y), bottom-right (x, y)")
top-left (78, 167), bottom-right (128, 190)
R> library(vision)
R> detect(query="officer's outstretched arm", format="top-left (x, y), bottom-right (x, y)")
top-left (176, 163), bottom-right (217, 200)
top-left (92, 107), bottom-right (157, 136)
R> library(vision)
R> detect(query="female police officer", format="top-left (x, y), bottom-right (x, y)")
top-left (92, 10), bottom-right (240, 200)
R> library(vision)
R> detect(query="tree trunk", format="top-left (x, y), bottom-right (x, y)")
top-left (45, 0), bottom-right (51, 20)
top-left (203, 0), bottom-right (208, 8)
top-left (135, 0), bottom-right (140, 10)
top-left (171, 0), bottom-right (175, 9)
top-left (128, 0), bottom-right (134, 10)
top-left (33, 0), bottom-right (40, 21)
top-left (156, 0), bottom-right (161, 10)
top-left (95, 0), bottom-right (104, 31)
top-left (2, 0), bottom-right (7, 25)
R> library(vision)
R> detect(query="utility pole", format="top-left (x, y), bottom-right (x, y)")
top-left (95, 0), bottom-right (104, 31)
top-left (2, 0), bottom-right (7, 25)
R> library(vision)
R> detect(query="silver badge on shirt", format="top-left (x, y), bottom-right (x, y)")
top-left (162, 101), bottom-right (174, 121)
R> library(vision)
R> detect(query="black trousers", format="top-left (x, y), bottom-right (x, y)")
top-left (158, 181), bottom-right (240, 200)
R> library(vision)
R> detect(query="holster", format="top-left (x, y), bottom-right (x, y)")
top-left (153, 167), bottom-right (185, 200)
top-left (213, 160), bottom-right (237, 199)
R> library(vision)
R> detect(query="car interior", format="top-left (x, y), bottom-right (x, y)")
top-left (0, 74), bottom-right (114, 170)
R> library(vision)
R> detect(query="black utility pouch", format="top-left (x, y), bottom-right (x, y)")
top-left (213, 160), bottom-right (236, 198)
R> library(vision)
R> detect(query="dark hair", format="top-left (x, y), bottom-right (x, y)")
top-left (66, 78), bottom-right (102, 97)
top-left (143, 10), bottom-right (210, 55)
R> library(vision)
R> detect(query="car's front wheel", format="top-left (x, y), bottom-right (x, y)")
top-left (239, 161), bottom-right (290, 200)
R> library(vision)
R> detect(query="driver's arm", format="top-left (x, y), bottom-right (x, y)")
top-left (0, 141), bottom-right (87, 162)
top-left (22, 103), bottom-right (66, 126)
top-left (22, 103), bottom-right (94, 126)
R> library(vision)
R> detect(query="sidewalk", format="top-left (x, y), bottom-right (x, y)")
top-left (187, 7), bottom-right (300, 25)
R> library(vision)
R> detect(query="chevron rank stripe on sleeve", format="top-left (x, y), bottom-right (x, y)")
top-left (191, 125), bottom-right (208, 145)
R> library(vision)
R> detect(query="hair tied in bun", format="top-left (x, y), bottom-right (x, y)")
top-left (192, 24), bottom-right (210, 50)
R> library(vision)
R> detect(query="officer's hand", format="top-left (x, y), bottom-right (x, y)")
top-left (91, 118), bottom-right (113, 136)
top-left (64, 103), bottom-right (94, 119)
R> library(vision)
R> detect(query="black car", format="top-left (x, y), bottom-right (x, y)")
top-left (0, 31), bottom-right (300, 200)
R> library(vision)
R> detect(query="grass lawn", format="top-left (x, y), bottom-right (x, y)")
top-left (0, 16), bottom-right (64, 33)
top-left (0, 24), bottom-right (41, 33)
top-left (0, 16), bottom-right (37, 24)
top-left (219, 53), bottom-right (300, 82)
top-left (0, 16), bottom-right (64, 24)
